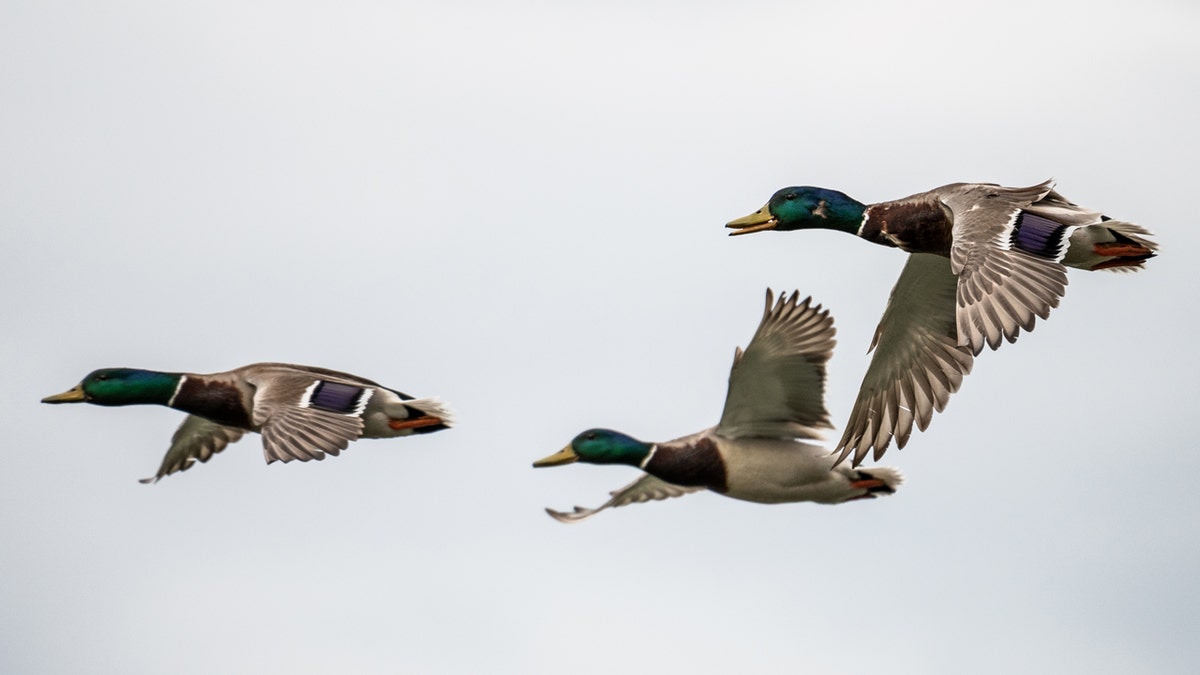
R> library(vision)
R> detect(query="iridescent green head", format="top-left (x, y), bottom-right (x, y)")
top-left (42, 368), bottom-right (182, 407)
top-left (533, 429), bottom-right (653, 468)
top-left (726, 186), bottom-right (866, 236)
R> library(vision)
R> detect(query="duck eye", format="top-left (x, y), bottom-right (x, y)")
top-left (784, 192), bottom-right (797, 201)
top-left (96, 374), bottom-right (108, 381)
top-left (585, 432), bottom-right (596, 440)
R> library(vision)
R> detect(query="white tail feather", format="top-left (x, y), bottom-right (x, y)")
top-left (860, 466), bottom-right (904, 491)
top-left (1099, 220), bottom-right (1158, 252)
top-left (404, 396), bottom-right (455, 426)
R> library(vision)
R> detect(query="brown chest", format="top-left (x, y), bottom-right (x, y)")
top-left (171, 377), bottom-right (254, 429)
top-left (861, 202), bottom-right (954, 255)
top-left (643, 437), bottom-right (729, 493)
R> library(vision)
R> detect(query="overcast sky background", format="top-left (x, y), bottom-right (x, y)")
top-left (3, 1), bottom-right (1197, 673)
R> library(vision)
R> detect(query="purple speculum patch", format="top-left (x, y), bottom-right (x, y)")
top-left (309, 381), bottom-right (367, 414)
top-left (1010, 212), bottom-right (1068, 259)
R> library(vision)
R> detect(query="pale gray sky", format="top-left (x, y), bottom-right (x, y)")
top-left (3, 1), bottom-right (1197, 673)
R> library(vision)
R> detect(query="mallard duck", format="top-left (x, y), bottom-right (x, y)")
top-left (532, 290), bottom-right (902, 523)
top-left (42, 363), bottom-right (453, 483)
top-left (726, 180), bottom-right (1158, 466)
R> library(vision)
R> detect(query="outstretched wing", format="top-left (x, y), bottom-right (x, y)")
top-left (545, 473), bottom-right (704, 523)
top-left (941, 181), bottom-right (1069, 355)
top-left (716, 290), bottom-right (836, 440)
top-left (833, 254), bottom-right (973, 466)
top-left (246, 370), bottom-right (369, 464)
top-left (140, 415), bottom-right (246, 484)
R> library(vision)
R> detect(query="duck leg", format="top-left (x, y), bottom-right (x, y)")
top-left (387, 417), bottom-right (446, 431)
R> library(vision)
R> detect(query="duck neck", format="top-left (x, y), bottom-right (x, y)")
top-left (801, 193), bottom-right (868, 237)
top-left (822, 200), bottom-right (868, 237)
top-left (96, 370), bottom-right (184, 407)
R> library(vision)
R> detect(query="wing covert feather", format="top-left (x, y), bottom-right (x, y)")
top-left (941, 182), bottom-right (1069, 354)
top-left (248, 372), bottom-right (366, 464)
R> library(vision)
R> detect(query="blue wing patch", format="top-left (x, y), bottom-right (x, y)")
top-left (1011, 212), bottom-right (1069, 260)
top-left (307, 381), bottom-right (370, 415)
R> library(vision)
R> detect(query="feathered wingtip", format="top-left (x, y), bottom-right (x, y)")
top-left (545, 505), bottom-right (601, 524)
top-left (755, 289), bottom-right (836, 360)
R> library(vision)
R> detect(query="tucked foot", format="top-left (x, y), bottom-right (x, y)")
top-left (1088, 235), bottom-right (1157, 270)
top-left (847, 468), bottom-right (902, 500)
top-left (388, 416), bottom-right (447, 431)
top-left (1090, 258), bottom-right (1151, 271)
top-left (849, 477), bottom-right (887, 491)
top-left (1093, 242), bottom-right (1154, 257)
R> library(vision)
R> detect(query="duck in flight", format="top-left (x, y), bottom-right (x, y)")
top-left (727, 180), bottom-right (1157, 466)
top-left (533, 290), bottom-right (902, 523)
top-left (43, 363), bottom-right (452, 483)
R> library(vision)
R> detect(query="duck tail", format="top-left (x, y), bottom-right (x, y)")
top-left (1021, 192), bottom-right (1158, 272)
top-left (847, 466), bottom-right (904, 500)
top-left (1057, 219), bottom-right (1159, 272)
top-left (1083, 220), bottom-right (1158, 272)
top-left (398, 396), bottom-right (455, 433)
